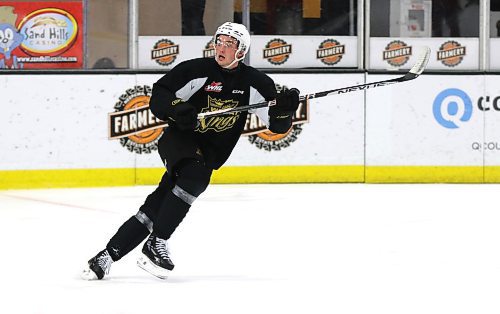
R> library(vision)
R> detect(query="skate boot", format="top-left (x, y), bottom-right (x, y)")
top-left (81, 249), bottom-right (113, 280)
top-left (137, 234), bottom-right (174, 279)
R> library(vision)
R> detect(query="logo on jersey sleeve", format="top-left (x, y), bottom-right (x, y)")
top-left (205, 81), bottom-right (223, 92)
top-left (197, 96), bottom-right (240, 133)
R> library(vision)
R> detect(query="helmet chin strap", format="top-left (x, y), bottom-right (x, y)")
top-left (222, 48), bottom-right (245, 69)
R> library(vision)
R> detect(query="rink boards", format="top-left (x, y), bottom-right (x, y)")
top-left (1, 72), bottom-right (500, 188)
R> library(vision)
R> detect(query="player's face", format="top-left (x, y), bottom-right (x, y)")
top-left (215, 35), bottom-right (241, 69)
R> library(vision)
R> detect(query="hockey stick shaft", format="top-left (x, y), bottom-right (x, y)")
top-left (198, 46), bottom-right (431, 119)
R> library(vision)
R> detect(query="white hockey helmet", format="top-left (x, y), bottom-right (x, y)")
top-left (214, 22), bottom-right (250, 64)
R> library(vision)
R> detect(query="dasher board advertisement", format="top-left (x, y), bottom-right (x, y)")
top-left (0, 2), bottom-right (83, 69)
top-left (369, 38), bottom-right (479, 70)
top-left (249, 35), bottom-right (357, 68)
top-left (138, 35), bottom-right (358, 69)
top-left (484, 75), bottom-right (500, 169)
top-left (138, 36), bottom-right (214, 69)
top-left (0, 73), bottom-right (364, 171)
top-left (366, 74), bottom-right (486, 167)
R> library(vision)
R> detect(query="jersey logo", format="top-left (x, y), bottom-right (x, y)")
top-left (232, 90), bottom-right (244, 94)
top-left (205, 81), bottom-right (223, 92)
top-left (197, 96), bottom-right (239, 133)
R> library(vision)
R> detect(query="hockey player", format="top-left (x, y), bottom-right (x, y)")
top-left (82, 22), bottom-right (300, 280)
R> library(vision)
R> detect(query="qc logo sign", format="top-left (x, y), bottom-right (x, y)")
top-left (433, 88), bottom-right (473, 128)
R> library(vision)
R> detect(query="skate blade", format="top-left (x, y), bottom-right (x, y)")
top-left (81, 266), bottom-right (98, 280)
top-left (137, 254), bottom-right (170, 280)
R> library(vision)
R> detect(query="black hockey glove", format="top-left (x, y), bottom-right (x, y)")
top-left (268, 88), bottom-right (300, 134)
top-left (170, 101), bottom-right (198, 131)
top-left (269, 87), bottom-right (300, 118)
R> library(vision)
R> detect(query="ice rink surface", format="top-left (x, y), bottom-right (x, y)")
top-left (1, 183), bottom-right (500, 314)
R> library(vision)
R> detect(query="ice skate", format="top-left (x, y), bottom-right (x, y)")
top-left (137, 234), bottom-right (174, 280)
top-left (81, 249), bottom-right (113, 280)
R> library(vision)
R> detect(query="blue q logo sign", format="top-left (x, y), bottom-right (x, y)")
top-left (433, 88), bottom-right (473, 128)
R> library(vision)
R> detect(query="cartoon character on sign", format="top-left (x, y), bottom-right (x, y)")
top-left (0, 6), bottom-right (24, 69)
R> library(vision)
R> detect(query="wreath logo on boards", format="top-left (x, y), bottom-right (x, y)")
top-left (151, 39), bottom-right (179, 66)
top-left (383, 40), bottom-right (412, 67)
top-left (317, 39), bottom-right (345, 66)
top-left (108, 85), bottom-right (167, 154)
top-left (437, 40), bottom-right (465, 67)
top-left (242, 84), bottom-right (309, 151)
top-left (263, 38), bottom-right (292, 65)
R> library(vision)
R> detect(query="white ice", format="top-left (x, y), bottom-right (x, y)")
top-left (1, 183), bottom-right (500, 314)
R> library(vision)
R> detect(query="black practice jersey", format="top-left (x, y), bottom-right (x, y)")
top-left (149, 57), bottom-right (277, 169)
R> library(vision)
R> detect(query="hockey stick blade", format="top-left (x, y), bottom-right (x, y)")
top-left (400, 46), bottom-right (431, 81)
top-left (197, 46), bottom-right (431, 119)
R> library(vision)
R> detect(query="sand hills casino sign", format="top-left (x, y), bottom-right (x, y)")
top-left (0, 3), bottom-right (83, 69)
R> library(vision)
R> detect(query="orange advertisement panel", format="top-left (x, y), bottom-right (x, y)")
top-left (0, 1), bottom-right (83, 69)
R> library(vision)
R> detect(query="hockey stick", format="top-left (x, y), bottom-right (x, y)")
top-left (198, 46), bottom-right (431, 119)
